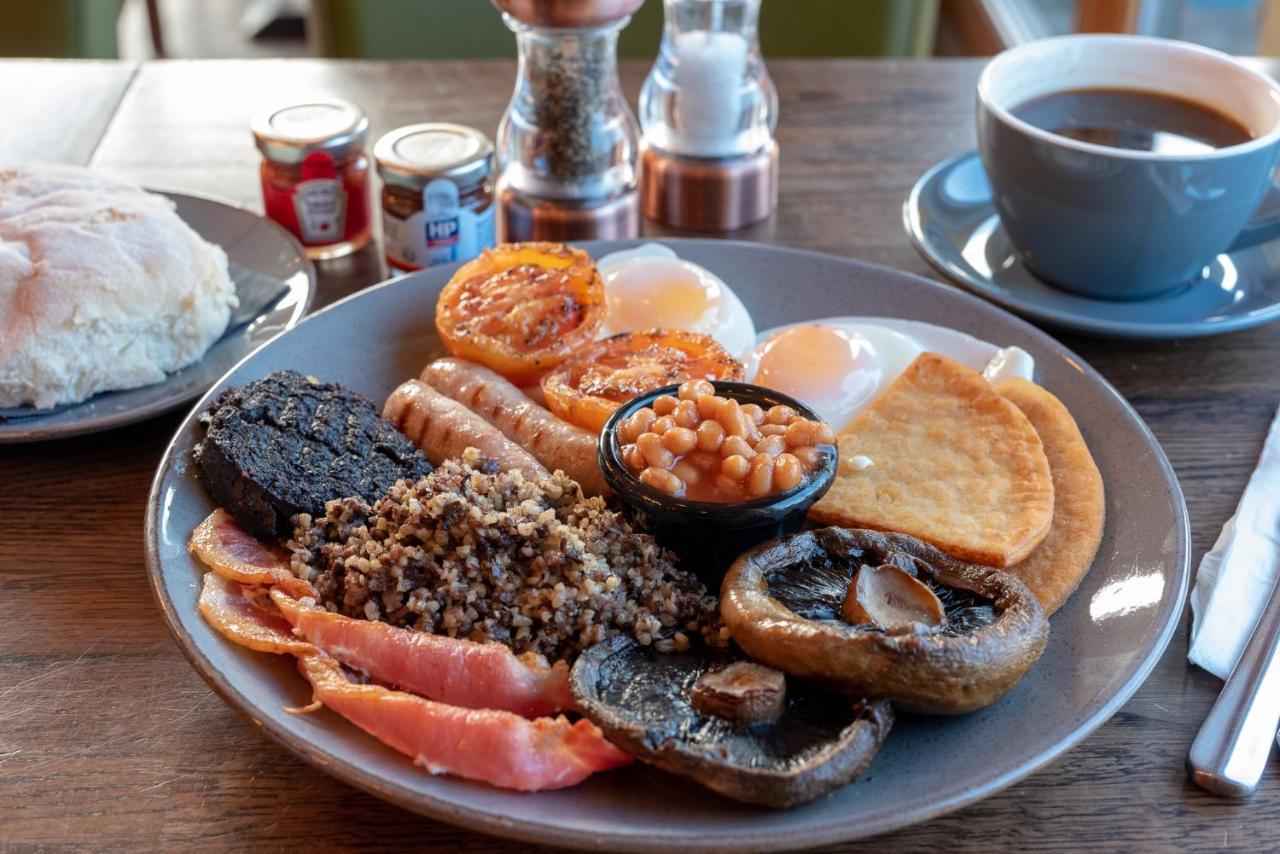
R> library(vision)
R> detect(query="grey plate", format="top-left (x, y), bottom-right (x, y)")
top-left (145, 240), bottom-right (1189, 852)
top-left (0, 191), bottom-right (314, 442)
top-left (905, 152), bottom-right (1280, 339)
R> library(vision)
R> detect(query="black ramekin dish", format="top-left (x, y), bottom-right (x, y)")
top-left (598, 381), bottom-right (838, 587)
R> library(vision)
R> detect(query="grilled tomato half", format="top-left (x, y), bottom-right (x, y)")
top-left (542, 329), bottom-right (744, 432)
top-left (435, 242), bottom-right (606, 383)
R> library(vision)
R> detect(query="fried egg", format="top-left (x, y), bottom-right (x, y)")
top-left (596, 243), bottom-right (756, 360)
top-left (744, 317), bottom-right (1034, 430)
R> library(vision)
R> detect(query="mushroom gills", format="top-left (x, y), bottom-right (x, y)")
top-left (720, 528), bottom-right (1050, 714)
top-left (768, 551), bottom-right (996, 636)
top-left (842, 563), bottom-right (946, 633)
top-left (570, 635), bottom-right (893, 808)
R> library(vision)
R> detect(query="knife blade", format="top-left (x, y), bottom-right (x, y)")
top-left (1188, 567), bottom-right (1280, 796)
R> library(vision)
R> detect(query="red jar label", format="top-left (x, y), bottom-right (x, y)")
top-left (293, 177), bottom-right (346, 243)
top-left (262, 150), bottom-right (368, 247)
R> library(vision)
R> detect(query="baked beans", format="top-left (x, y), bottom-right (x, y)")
top-left (616, 382), bottom-right (833, 501)
top-left (652, 395), bottom-right (679, 416)
top-left (696, 419), bottom-right (725, 452)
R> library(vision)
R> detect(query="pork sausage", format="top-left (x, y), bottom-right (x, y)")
top-left (383, 380), bottom-right (549, 482)
top-left (420, 358), bottom-right (611, 496)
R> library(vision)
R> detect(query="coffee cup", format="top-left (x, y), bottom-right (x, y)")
top-left (977, 34), bottom-right (1280, 300)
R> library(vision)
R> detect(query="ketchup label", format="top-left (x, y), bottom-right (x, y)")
top-left (261, 149), bottom-right (367, 248)
top-left (292, 152), bottom-right (347, 243)
top-left (292, 179), bottom-right (346, 242)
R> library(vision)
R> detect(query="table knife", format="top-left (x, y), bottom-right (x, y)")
top-left (1188, 569), bottom-right (1280, 796)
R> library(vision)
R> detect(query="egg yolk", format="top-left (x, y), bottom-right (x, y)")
top-left (754, 325), bottom-right (883, 414)
top-left (606, 259), bottom-right (716, 333)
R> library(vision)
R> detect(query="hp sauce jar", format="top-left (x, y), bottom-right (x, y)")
top-left (374, 123), bottom-right (495, 273)
top-left (252, 98), bottom-right (372, 260)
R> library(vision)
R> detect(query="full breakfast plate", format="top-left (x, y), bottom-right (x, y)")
top-left (0, 191), bottom-right (314, 443)
top-left (145, 239), bottom-right (1188, 852)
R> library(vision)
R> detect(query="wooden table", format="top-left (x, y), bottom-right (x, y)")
top-left (1, 57), bottom-right (1277, 851)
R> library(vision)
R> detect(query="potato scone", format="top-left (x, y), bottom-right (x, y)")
top-left (808, 353), bottom-right (1053, 567)
top-left (997, 378), bottom-right (1105, 614)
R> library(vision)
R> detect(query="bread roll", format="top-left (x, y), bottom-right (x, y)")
top-left (0, 164), bottom-right (236, 408)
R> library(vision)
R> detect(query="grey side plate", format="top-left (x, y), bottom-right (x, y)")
top-left (145, 240), bottom-right (1189, 852)
top-left (0, 191), bottom-right (314, 442)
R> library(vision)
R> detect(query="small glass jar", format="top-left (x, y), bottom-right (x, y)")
top-left (374, 123), bottom-right (495, 274)
top-left (252, 98), bottom-right (372, 260)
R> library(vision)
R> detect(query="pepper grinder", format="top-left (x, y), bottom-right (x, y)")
top-left (492, 0), bottom-right (643, 241)
top-left (639, 0), bottom-right (778, 231)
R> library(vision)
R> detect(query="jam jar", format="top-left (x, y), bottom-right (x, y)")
top-left (374, 123), bottom-right (495, 273)
top-left (252, 98), bottom-right (372, 260)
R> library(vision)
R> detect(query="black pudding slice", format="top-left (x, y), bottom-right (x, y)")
top-left (195, 370), bottom-right (432, 540)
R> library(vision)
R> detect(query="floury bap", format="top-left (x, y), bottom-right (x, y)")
top-left (0, 164), bottom-right (236, 409)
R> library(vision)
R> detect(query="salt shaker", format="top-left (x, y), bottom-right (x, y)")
top-left (491, 0), bottom-right (643, 241)
top-left (639, 0), bottom-right (779, 231)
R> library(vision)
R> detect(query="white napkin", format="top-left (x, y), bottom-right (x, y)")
top-left (1189, 403), bottom-right (1280, 679)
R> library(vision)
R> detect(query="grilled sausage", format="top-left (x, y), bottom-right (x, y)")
top-left (383, 380), bottom-right (548, 482)
top-left (420, 358), bottom-right (611, 497)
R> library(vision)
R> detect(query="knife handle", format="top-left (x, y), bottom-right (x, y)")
top-left (1188, 573), bottom-right (1280, 797)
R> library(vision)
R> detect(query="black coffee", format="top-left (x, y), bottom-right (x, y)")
top-left (1011, 87), bottom-right (1253, 154)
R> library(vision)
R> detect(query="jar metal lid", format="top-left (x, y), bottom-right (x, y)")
top-left (373, 123), bottom-right (495, 190)
top-left (251, 98), bottom-right (369, 165)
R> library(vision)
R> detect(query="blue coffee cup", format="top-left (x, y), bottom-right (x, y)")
top-left (977, 35), bottom-right (1280, 300)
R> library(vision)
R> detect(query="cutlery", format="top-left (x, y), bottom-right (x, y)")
top-left (1188, 570), bottom-right (1280, 796)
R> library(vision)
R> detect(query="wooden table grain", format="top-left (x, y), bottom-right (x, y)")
top-left (2, 57), bottom-right (1278, 851)
top-left (0, 60), bottom-right (137, 166)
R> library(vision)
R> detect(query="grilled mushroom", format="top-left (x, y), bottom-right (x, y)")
top-left (570, 635), bottom-right (893, 808)
top-left (721, 527), bottom-right (1049, 715)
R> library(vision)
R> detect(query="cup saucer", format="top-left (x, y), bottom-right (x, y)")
top-left (904, 152), bottom-right (1280, 339)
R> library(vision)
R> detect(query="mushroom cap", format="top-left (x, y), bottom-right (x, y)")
top-left (570, 635), bottom-right (893, 808)
top-left (721, 527), bottom-right (1049, 715)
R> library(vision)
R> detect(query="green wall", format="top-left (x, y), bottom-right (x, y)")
top-left (313, 0), bottom-right (939, 60)
top-left (0, 0), bottom-right (121, 58)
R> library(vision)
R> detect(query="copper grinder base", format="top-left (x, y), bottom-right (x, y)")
top-left (641, 142), bottom-right (778, 232)
top-left (498, 185), bottom-right (640, 242)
